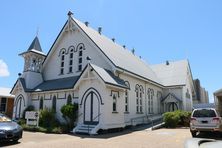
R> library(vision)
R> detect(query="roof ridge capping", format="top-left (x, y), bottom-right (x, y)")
top-left (69, 14), bottom-right (162, 85)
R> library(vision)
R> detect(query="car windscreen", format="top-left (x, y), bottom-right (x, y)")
top-left (0, 114), bottom-right (11, 122)
top-left (193, 109), bottom-right (217, 118)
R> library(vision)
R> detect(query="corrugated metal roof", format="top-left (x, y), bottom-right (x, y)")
top-left (161, 93), bottom-right (182, 102)
top-left (151, 60), bottom-right (188, 86)
top-left (73, 18), bottom-right (162, 85)
top-left (32, 76), bottom-right (79, 92)
top-left (27, 36), bottom-right (42, 52)
top-left (90, 64), bottom-right (128, 89)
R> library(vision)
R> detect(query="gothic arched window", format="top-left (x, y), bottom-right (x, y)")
top-left (68, 46), bottom-right (74, 73)
top-left (135, 84), bottom-right (143, 113)
top-left (77, 43), bottom-right (85, 71)
top-left (148, 88), bottom-right (154, 114)
top-left (52, 96), bottom-right (57, 112)
top-left (67, 94), bottom-right (72, 104)
top-left (59, 49), bottom-right (66, 75)
top-left (39, 97), bottom-right (44, 110)
top-left (124, 81), bottom-right (130, 113)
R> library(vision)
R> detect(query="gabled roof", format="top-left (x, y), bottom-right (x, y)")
top-left (19, 36), bottom-right (46, 56)
top-left (161, 93), bottom-right (182, 102)
top-left (90, 64), bottom-right (128, 89)
top-left (10, 78), bottom-right (32, 94)
top-left (32, 76), bottom-right (79, 92)
top-left (71, 17), bottom-right (162, 85)
top-left (151, 60), bottom-right (188, 86)
top-left (27, 36), bottom-right (42, 52)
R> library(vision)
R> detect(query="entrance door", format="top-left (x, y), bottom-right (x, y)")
top-left (168, 102), bottom-right (178, 112)
top-left (84, 91), bottom-right (99, 125)
top-left (15, 96), bottom-right (24, 119)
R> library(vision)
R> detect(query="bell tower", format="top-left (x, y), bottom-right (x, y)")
top-left (19, 36), bottom-right (46, 89)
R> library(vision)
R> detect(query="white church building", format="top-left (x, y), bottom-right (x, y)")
top-left (11, 12), bottom-right (195, 134)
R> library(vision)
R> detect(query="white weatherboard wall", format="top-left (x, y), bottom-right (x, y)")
top-left (43, 27), bottom-right (113, 81)
top-left (119, 73), bottom-right (163, 125)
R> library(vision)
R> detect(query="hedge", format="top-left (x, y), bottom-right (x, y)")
top-left (163, 110), bottom-right (191, 128)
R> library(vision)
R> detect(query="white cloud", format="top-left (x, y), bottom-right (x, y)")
top-left (0, 59), bottom-right (10, 77)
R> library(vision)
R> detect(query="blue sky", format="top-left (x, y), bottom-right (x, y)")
top-left (0, 0), bottom-right (221, 102)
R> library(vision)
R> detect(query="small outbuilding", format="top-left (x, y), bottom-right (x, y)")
top-left (0, 87), bottom-right (14, 118)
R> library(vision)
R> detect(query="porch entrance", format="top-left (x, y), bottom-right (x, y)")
top-left (84, 91), bottom-right (100, 125)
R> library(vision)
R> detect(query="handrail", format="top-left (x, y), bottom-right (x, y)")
top-left (93, 113), bottom-right (102, 121)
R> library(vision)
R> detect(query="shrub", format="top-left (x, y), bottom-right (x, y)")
top-left (163, 110), bottom-right (191, 128)
top-left (39, 108), bottom-right (58, 128)
top-left (60, 103), bottom-right (78, 130)
top-left (163, 112), bottom-right (180, 128)
top-left (177, 111), bottom-right (191, 127)
top-left (17, 118), bottom-right (26, 125)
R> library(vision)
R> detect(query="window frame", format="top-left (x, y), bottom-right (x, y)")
top-left (0, 97), bottom-right (7, 112)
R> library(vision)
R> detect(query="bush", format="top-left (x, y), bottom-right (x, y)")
top-left (177, 111), bottom-right (191, 127)
top-left (17, 118), bottom-right (26, 125)
top-left (39, 108), bottom-right (58, 128)
top-left (60, 103), bottom-right (78, 130)
top-left (163, 110), bottom-right (191, 128)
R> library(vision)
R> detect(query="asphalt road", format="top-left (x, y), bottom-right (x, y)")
top-left (1, 128), bottom-right (194, 148)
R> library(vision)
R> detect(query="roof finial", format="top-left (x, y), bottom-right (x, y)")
top-left (98, 27), bottom-right (102, 34)
top-left (131, 48), bottom-right (135, 55)
top-left (68, 11), bottom-right (73, 16)
top-left (86, 56), bottom-right (91, 63)
top-left (36, 27), bottom-right (39, 37)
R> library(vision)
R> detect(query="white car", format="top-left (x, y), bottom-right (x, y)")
top-left (185, 138), bottom-right (222, 148)
top-left (190, 108), bottom-right (222, 137)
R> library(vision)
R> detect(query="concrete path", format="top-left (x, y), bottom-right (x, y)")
top-left (1, 128), bottom-right (192, 148)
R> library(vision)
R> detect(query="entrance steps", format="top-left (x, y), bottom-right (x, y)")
top-left (73, 124), bottom-right (98, 135)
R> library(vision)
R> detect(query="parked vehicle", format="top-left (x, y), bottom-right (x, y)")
top-left (0, 113), bottom-right (23, 142)
top-left (190, 108), bottom-right (222, 137)
top-left (185, 138), bottom-right (222, 148)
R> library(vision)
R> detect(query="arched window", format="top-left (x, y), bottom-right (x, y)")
top-left (52, 96), bottom-right (57, 112)
top-left (157, 91), bottom-right (162, 113)
top-left (67, 94), bottom-right (72, 104)
top-left (77, 43), bottom-right (85, 71)
top-left (135, 85), bottom-right (139, 113)
top-left (139, 86), bottom-right (143, 113)
top-left (124, 81), bottom-right (130, 113)
top-left (125, 90), bottom-right (128, 112)
top-left (150, 89), bottom-right (154, 114)
top-left (60, 49), bottom-right (66, 75)
top-left (148, 88), bottom-right (154, 114)
top-left (39, 97), bottom-right (44, 110)
top-left (113, 94), bottom-right (117, 112)
top-left (135, 84), bottom-right (143, 113)
top-left (68, 46), bottom-right (74, 73)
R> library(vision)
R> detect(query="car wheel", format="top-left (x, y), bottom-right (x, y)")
top-left (191, 131), bottom-right (197, 137)
top-left (13, 139), bottom-right (19, 143)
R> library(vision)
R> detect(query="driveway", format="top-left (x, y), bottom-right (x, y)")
top-left (1, 128), bottom-right (192, 148)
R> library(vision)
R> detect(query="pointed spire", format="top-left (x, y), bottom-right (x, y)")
top-left (27, 36), bottom-right (42, 52)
